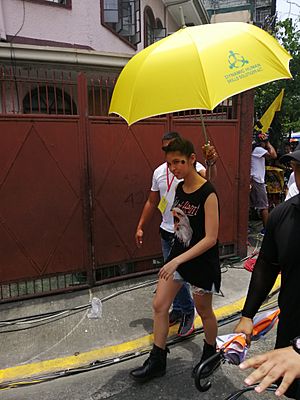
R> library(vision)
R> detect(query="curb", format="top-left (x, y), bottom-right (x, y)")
top-left (0, 276), bottom-right (281, 385)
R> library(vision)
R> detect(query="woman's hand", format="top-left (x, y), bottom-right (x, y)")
top-left (240, 346), bottom-right (300, 397)
top-left (159, 259), bottom-right (180, 281)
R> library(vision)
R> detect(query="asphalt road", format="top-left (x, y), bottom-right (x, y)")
top-left (1, 319), bottom-right (278, 400)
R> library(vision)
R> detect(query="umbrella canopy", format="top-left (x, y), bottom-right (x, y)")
top-left (109, 22), bottom-right (292, 126)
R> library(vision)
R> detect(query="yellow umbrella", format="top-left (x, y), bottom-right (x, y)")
top-left (109, 22), bottom-right (292, 131)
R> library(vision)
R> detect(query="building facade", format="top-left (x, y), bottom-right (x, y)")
top-left (204, 0), bottom-right (276, 28)
top-left (0, 0), bottom-right (209, 54)
top-left (0, 0), bottom-right (210, 113)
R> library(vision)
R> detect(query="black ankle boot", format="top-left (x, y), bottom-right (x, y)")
top-left (192, 340), bottom-right (220, 378)
top-left (130, 344), bottom-right (169, 383)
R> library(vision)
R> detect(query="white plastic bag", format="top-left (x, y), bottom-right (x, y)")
top-left (87, 297), bottom-right (102, 319)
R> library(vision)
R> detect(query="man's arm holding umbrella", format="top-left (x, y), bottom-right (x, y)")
top-left (202, 144), bottom-right (218, 181)
top-left (264, 140), bottom-right (277, 160)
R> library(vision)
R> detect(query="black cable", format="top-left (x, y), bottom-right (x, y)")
top-left (8, 0), bottom-right (26, 112)
top-left (224, 384), bottom-right (277, 400)
top-left (9, 0), bottom-right (26, 43)
top-left (0, 308), bottom-right (85, 334)
top-left (0, 304), bottom-right (89, 325)
top-left (0, 279), bottom-right (157, 331)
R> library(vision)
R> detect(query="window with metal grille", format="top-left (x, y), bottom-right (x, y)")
top-left (144, 6), bottom-right (155, 47)
top-left (101, 0), bottom-right (141, 47)
top-left (144, 7), bottom-right (166, 47)
top-left (255, 7), bottom-right (271, 25)
top-left (154, 18), bottom-right (166, 42)
top-left (23, 86), bottom-right (77, 115)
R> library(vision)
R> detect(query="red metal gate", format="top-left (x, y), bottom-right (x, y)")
top-left (0, 116), bottom-right (92, 295)
top-left (0, 66), bottom-right (253, 302)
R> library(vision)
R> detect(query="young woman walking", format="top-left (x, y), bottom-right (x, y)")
top-left (130, 137), bottom-right (221, 382)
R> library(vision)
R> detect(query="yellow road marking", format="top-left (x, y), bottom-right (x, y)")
top-left (0, 276), bottom-right (280, 384)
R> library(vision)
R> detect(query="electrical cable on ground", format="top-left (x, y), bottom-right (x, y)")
top-left (0, 279), bottom-right (158, 332)
top-left (0, 289), bottom-right (279, 391)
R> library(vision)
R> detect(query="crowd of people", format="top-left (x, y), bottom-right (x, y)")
top-left (130, 130), bottom-right (300, 399)
top-left (250, 130), bottom-right (299, 232)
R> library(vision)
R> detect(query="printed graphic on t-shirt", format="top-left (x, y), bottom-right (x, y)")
top-left (172, 207), bottom-right (193, 247)
top-left (173, 199), bottom-right (200, 216)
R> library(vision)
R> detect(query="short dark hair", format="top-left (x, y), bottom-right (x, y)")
top-left (161, 131), bottom-right (181, 141)
top-left (163, 137), bottom-right (195, 157)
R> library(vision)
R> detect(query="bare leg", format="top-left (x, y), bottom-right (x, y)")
top-left (191, 292), bottom-right (220, 378)
top-left (260, 208), bottom-right (269, 228)
top-left (193, 292), bottom-right (217, 345)
top-left (153, 278), bottom-right (182, 349)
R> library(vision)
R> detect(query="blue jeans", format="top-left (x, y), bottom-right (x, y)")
top-left (160, 229), bottom-right (194, 314)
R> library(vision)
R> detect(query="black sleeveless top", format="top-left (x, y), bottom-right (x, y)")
top-left (167, 181), bottom-right (221, 292)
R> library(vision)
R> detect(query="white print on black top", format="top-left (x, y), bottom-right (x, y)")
top-left (172, 207), bottom-right (193, 247)
top-left (173, 199), bottom-right (200, 216)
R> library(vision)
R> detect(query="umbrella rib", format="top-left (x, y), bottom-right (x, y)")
top-left (183, 29), bottom-right (212, 110)
top-left (245, 29), bottom-right (292, 76)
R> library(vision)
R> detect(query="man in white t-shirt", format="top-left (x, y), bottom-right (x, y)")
top-left (135, 131), bottom-right (217, 337)
top-left (250, 131), bottom-right (277, 230)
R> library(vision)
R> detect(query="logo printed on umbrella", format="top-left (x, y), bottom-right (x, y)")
top-left (228, 51), bottom-right (249, 69)
top-left (225, 51), bottom-right (263, 84)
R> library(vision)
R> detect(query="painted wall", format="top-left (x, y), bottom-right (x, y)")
top-left (0, 0), bottom-right (179, 55)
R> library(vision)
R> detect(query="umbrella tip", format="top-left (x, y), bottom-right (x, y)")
top-left (179, 6), bottom-right (187, 29)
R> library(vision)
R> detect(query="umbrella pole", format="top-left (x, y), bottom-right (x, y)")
top-left (199, 110), bottom-right (211, 180)
top-left (199, 109), bottom-right (208, 144)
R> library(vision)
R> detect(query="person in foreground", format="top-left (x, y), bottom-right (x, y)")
top-left (235, 147), bottom-right (300, 399)
top-left (130, 137), bottom-right (221, 383)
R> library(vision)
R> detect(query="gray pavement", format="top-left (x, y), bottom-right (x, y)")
top-left (0, 265), bottom-right (254, 370)
top-left (0, 241), bottom-right (278, 377)
top-left (0, 222), bottom-right (281, 398)
top-left (0, 228), bottom-right (282, 400)
top-left (0, 310), bottom-right (278, 400)
top-left (0, 227), bottom-right (280, 400)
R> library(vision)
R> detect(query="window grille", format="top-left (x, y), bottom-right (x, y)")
top-left (144, 8), bottom-right (166, 47)
top-left (255, 7), bottom-right (271, 25)
top-left (102, 0), bottom-right (141, 46)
